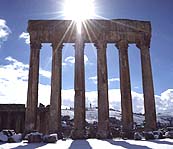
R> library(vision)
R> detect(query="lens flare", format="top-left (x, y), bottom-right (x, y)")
top-left (63, 0), bottom-right (95, 33)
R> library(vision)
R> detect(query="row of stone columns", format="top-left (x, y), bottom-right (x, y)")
top-left (25, 38), bottom-right (156, 138)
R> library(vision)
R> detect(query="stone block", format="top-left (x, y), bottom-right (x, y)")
top-left (8, 134), bottom-right (22, 143)
top-left (144, 131), bottom-right (155, 140)
top-left (86, 125), bottom-right (97, 138)
top-left (153, 131), bottom-right (164, 139)
top-left (0, 132), bottom-right (8, 142)
top-left (96, 130), bottom-right (112, 139)
top-left (2, 130), bottom-right (15, 137)
top-left (134, 132), bottom-right (143, 140)
top-left (167, 127), bottom-right (173, 131)
top-left (121, 131), bottom-right (134, 139)
top-left (165, 131), bottom-right (173, 139)
top-left (43, 134), bottom-right (58, 143)
top-left (110, 127), bottom-right (120, 138)
top-left (28, 132), bottom-right (43, 143)
top-left (71, 128), bottom-right (86, 139)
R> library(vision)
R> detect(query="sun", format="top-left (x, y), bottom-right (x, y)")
top-left (63, 0), bottom-right (95, 33)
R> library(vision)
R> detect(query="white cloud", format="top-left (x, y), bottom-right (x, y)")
top-left (62, 62), bottom-right (67, 66)
top-left (108, 77), bottom-right (120, 84)
top-left (134, 86), bottom-right (139, 89)
top-left (19, 32), bottom-right (30, 44)
top-left (39, 69), bottom-right (51, 78)
top-left (0, 19), bottom-right (11, 47)
top-left (64, 56), bottom-right (75, 64)
top-left (1, 56), bottom-right (173, 115)
top-left (89, 76), bottom-right (120, 85)
top-left (0, 56), bottom-right (51, 105)
top-left (0, 57), bottom-right (29, 104)
top-left (63, 55), bottom-right (90, 66)
top-left (88, 75), bottom-right (97, 84)
top-left (156, 89), bottom-right (173, 114)
top-left (84, 55), bottom-right (89, 64)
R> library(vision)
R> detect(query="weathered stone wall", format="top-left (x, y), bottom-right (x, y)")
top-left (0, 104), bottom-right (25, 133)
top-left (36, 106), bottom-right (50, 134)
top-left (0, 104), bottom-right (49, 133)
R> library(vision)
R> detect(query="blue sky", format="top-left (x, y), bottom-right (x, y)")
top-left (0, 0), bottom-right (173, 113)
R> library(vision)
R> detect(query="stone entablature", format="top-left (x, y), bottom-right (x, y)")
top-left (28, 19), bottom-right (151, 44)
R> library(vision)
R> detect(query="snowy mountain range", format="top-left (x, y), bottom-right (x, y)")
top-left (61, 108), bottom-right (173, 126)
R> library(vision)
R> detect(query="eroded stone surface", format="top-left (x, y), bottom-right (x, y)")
top-left (43, 134), bottom-right (58, 143)
top-left (27, 132), bottom-right (43, 143)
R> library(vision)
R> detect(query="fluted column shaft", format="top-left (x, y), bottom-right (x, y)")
top-left (49, 42), bottom-right (63, 134)
top-left (94, 41), bottom-right (110, 139)
top-left (137, 42), bottom-right (156, 130)
top-left (72, 34), bottom-right (85, 139)
top-left (25, 41), bottom-right (41, 132)
top-left (116, 40), bottom-right (133, 132)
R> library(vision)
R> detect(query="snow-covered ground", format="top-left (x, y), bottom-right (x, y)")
top-left (0, 138), bottom-right (173, 149)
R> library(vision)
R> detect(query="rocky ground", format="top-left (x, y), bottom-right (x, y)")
top-left (0, 108), bottom-right (173, 148)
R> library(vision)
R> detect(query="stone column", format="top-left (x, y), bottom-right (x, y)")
top-left (137, 42), bottom-right (156, 130)
top-left (49, 42), bottom-right (63, 136)
top-left (25, 41), bottom-right (41, 132)
top-left (94, 41), bottom-right (110, 139)
top-left (72, 34), bottom-right (86, 139)
top-left (116, 40), bottom-right (133, 133)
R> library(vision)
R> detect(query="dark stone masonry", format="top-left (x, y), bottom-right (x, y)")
top-left (0, 104), bottom-right (49, 134)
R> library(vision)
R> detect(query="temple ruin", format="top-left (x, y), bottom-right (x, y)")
top-left (25, 19), bottom-right (157, 139)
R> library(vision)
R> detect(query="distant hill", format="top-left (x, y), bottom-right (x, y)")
top-left (62, 107), bottom-right (173, 126)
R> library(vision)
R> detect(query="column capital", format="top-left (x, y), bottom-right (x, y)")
top-left (94, 40), bottom-right (107, 50)
top-left (51, 42), bottom-right (64, 51)
top-left (30, 41), bottom-right (42, 49)
top-left (136, 40), bottom-right (150, 50)
top-left (115, 40), bottom-right (128, 50)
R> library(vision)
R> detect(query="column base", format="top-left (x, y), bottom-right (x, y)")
top-left (71, 128), bottom-right (86, 139)
top-left (96, 130), bottom-right (112, 139)
top-left (144, 127), bottom-right (156, 132)
top-left (120, 130), bottom-right (134, 139)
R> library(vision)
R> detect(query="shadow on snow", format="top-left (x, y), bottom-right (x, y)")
top-left (69, 140), bottom-right (92, 149)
